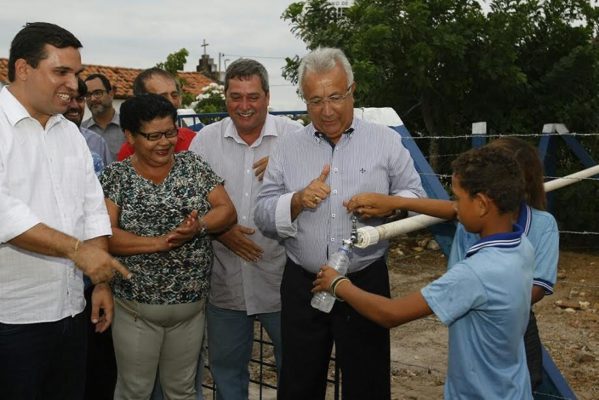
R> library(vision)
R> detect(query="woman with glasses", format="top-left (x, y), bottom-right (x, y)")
top-left (99, 94), bottom-right (236, 400)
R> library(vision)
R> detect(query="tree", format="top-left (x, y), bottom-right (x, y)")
top-left (282, 0), bottom-right (599, 240)
top-left (157, 48), bottom-right (195, 106)
top-left (156, 48), bottom-right (189, 75)
top-left (282, 0), bottom-right (599, 169)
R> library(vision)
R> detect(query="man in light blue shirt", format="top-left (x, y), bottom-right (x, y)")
top-left (254, 47), bottom-right (424, 400)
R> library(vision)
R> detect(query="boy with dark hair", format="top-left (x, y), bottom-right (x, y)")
top-left (314, 146), bottom-right (534, 399)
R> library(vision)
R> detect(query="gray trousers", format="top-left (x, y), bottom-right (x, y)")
top-left (112, 298), bottom-right (206, 400)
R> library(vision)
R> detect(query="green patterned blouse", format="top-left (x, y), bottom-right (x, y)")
top-left (99, 151), bottom-right (224, 304)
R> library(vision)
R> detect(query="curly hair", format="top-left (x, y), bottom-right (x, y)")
top-left (451, 147), bottom-right (525, 215)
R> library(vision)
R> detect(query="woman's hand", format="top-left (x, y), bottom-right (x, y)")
top-left (312, 266), bottom-right (340, 293)
top-left (163, 210), bottom-right (204, 249)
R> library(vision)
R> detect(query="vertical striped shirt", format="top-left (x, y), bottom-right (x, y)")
top-left (255, 117), bottom-right (425, 274)
top-left (191, 115), bottom-right (303, 314)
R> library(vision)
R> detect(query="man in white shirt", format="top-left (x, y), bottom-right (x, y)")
top-left (190, 58), bottom-right (301, 400)
top-left (0, 22), bottom-right (129, 400)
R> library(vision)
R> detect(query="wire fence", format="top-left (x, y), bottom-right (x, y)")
top-left (181, 113), bottom-right (598, 399)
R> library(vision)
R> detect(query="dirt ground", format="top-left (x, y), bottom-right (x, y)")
top-left (386, 234), bottom-right (599, 400)
top-left (206, 233), bottom-right (599, 400)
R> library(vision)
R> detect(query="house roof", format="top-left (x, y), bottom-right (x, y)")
top-left (0, 58), bottom-right (214, 99)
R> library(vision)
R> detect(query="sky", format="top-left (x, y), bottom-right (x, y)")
top-left (0, 0), bottom-right (309, 110)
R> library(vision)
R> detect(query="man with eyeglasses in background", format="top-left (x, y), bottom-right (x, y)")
top-left (64, 78), bottom-right (113, 168)
top-left (116, 67), bottom-right (196, 161)
top-left (254, 47), bottom-right (425, 400)
top-left (82, 73), bottom-right (125, 161)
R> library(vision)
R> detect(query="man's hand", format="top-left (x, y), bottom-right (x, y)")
top-left (291, 164), bottom-right (331, 219)
top-left (344, 193), bottom-right (399, 219)
top-left (91, 283), bottom-right (113, 333)
top-left (70, 243), bottom-right (131, 284)
top-left (217, 224), bottom-right (264, 262)
top-left (253, 156), bottom-right (269, 181)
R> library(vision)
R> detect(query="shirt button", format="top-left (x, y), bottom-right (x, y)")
top-left (331, 213), bottom-right (336, 218)
top-left (331, 238), bottom-right (335, 242)
top-left (242, 216), bottom-right (247, 220)
top-left (245, 193), bottom-right (249, 197)
top-left (332, 190), bottom-right (338, 195)
top-left (333, 168), bottom-right (339, 173)
top-left (246, 169), bottom-right (251, 174)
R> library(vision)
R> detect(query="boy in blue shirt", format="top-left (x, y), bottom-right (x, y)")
top-left (314, 147), bottom-right (534, 399)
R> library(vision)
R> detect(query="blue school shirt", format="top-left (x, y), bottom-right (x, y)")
top-left (421, 227), bottom-right (534, 399)
top-left (448, 204), bottom-right (558, 294)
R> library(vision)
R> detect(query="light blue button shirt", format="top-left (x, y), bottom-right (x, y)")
top-left (255, 117), bottom-right (425, 274)
top-left (422, 227), bottom-right (534, 400)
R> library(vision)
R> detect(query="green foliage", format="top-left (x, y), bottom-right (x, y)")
top-left (282, 0), bottom-right (599, 135)
top-left (156, 48), bottom-right (189, 75)
top-left (281, 0), bottom-right (599, 242)
top-left (157, 48), bottom-right (193, 107)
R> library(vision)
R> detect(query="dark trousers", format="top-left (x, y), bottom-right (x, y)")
top-left (83, 285), bottom-right (117, 400)
top-left (525, 310), bottom-right (543, 390)
top-left (278, 257), bottom-right (391, 400)
top-left (0, 311), bottom-right (87, 400)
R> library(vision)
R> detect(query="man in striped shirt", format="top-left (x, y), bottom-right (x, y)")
top-left (255, 47), bottom-right (425, 400)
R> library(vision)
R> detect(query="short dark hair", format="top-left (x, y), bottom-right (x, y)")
top-left (133, 67), bottom-right (179, 96)
top-left (84, 73), bottom-right (112, 91)
top-left (8, 22), bottom-right (82, 82)
top-left (451, 147), bottom-right (525, 215)
top-left (224, 59), bottom-right (269, 94)
top-left (76, 78), bottom-right (87, 97)
top-left (119, 94), bottom-right (177, 134)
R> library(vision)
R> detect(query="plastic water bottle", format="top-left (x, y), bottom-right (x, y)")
top-left (311, 239), bottom-right (352, 313)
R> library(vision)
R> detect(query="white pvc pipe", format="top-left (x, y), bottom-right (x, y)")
top-left (354, 164), bottom-right (599, 248)
top-left (543, 164), bottom-right (599, 192)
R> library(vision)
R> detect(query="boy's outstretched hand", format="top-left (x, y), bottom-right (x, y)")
top-left (344, 193), bottom-right (400, 219)
top-left (312, 266), bottom-right (340, 293)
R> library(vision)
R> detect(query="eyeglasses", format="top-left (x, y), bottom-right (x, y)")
top-left (304, 85), bottom-right (353, 108)
top-left (85, 89), bottom-right (107, 100)
top-left (136, 127), bottom-right (178, 141)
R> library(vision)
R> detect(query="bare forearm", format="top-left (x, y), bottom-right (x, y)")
top-left (531, 286), bottom-right (545, 305)
top-left (290, 192), bottom-right (303, 221)
top-left (8, 223), bottom-right (79, 259)
top-left (203, 204), bottom-right (236, 234)
top-left (85, 236), bottom-right (108, 251)
top-left (107, 227), bottom-right (162, 256)
top-left (336, 283), bottom-right (432, 329)
top-left (400, 198), bottom-right (456, 220)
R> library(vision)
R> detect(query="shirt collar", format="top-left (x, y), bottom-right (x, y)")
top-left (1, 86), bottom-right (63, 129)
top-left (83, 109), bottom-right (120, 128)
top-left (515, 202), bottom-right (532, 235)
top-left (224, 114), bottom-right (277, 146)
top-left (465, 224), bottom-right (525, 258)
top-left (312, 118), bottom-right (357, 144)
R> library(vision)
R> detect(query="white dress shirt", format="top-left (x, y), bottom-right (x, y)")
top-left (0, 86), bottom-right (112, 324)
top-left (190, 115), bottom-right (302, 314)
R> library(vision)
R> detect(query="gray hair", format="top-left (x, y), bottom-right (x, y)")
top-left (225, 58), bottom-right (269, 93)
top-left (297, 47), bottom-right (354, 97)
